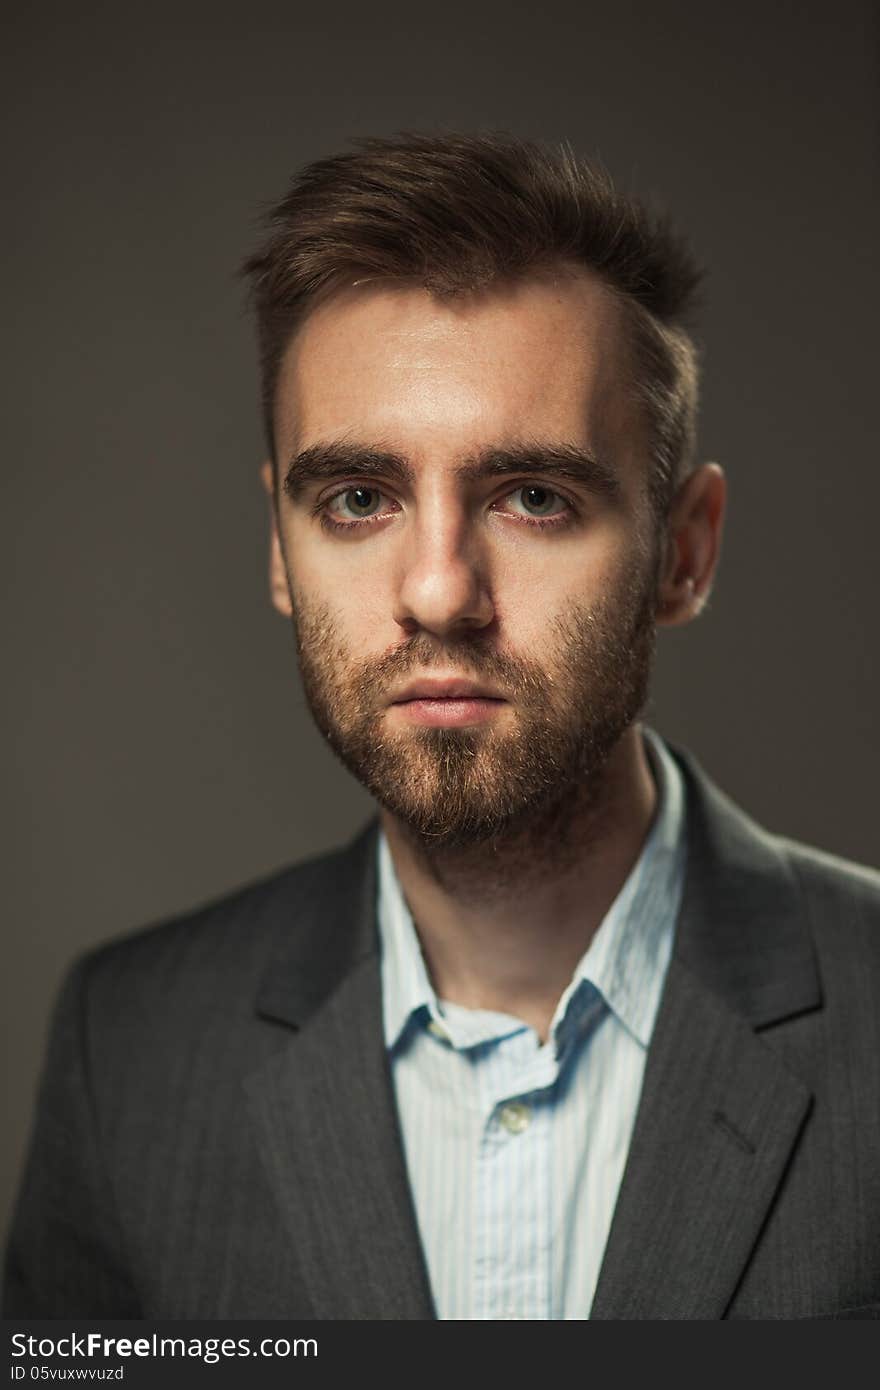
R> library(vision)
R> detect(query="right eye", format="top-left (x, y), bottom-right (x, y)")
top-left (326, 486), bottom-right (386, 519)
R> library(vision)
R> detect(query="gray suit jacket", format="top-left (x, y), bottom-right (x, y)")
top-left (4, 742), bottom-right (880, 1320)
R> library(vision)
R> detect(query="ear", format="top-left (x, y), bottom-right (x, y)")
top-left (260, 459), bottom-right (294, 618)
top-left (656, 462), bottom-right (726, 627)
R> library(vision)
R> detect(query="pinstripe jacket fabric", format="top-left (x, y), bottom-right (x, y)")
top-left (4, 739), bottom-right (880, 1320)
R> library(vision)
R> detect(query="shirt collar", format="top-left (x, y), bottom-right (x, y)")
top-left (553, 726), bottom-right (685, 1048)
top-left (377, 724), bottom-right (687, 1053)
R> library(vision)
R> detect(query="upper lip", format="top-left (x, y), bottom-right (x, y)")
top-left (391, 677), bottom-right (506, 702)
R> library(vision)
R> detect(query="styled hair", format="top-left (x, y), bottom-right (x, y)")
top-left (241, 131), bottom-right (704, 514)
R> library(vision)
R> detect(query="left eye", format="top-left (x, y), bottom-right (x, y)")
top-left (503, 485), bottom-right (568, 518)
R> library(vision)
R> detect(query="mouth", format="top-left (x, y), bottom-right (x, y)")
top-left (389, 677), bottom-right (508, 728)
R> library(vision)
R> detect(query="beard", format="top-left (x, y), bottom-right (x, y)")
top-left (288, 552), bottom-right (660, 860)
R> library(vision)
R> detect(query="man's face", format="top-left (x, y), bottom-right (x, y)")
top-left (268, 269), bottom-right (662, 848)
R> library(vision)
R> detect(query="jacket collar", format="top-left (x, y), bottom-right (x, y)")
top-left (254, 818), bottom-right (381, 1031)
top-left (670, 744), bottom-right (821, 1027)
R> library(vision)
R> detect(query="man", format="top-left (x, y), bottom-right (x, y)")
top-left (5, 132), bottom-right (879, 1321)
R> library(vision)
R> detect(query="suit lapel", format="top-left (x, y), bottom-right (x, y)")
top-left (589, 958), bottom-right (811, 1318)
top-left (591, 746), bottom-right (822, 1318)
top-left (244, 820), bottom-right (435, 1320)
top-left (244, 953), bottom-right (434, 1319)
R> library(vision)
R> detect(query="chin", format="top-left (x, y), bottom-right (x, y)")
top-left (378, 773), bottom-right (585, 852)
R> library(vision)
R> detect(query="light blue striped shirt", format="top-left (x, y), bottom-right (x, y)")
top-left (376, 725), bottom-right (687, 1319)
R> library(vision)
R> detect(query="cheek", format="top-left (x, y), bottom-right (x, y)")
top-left (286, 520), bottom-right (399, 644)
top-left (490, 523), bottom-right (629, 619)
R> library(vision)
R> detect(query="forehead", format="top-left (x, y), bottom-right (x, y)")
top-left (274, 268), bottom-right (630, 463)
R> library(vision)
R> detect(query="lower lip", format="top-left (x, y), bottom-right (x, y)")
top-left (391, 697), bottom-right (507, 726)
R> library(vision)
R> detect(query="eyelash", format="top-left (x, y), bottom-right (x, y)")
top-left (315, 485), bottom-right (577, 534)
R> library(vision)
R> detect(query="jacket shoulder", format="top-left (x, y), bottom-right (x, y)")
top-left (778, 834), bottom-right (880, 913)
top-left (74, 821), bottom-right (378, 1007)
top-left (775, 834), bottom-right (880, 979)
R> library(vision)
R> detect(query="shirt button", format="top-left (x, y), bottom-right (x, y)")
top-left (498, 1102), bottom-right (531, 1134)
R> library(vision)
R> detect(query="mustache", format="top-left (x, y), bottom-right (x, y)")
top-left (348, 631), bottom-right (548, 704)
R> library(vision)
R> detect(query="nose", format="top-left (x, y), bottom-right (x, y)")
top-left (393, 502), bottom-right (495, 638)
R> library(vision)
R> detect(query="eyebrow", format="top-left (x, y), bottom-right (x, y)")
top-left (282, 439), bottom-right (622, 503)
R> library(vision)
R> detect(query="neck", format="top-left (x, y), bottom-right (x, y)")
top-left (379, 723), bottom-right (657, 1042)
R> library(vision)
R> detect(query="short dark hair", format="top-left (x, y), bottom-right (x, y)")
top-left (241, 131), bottom-right (703, 514)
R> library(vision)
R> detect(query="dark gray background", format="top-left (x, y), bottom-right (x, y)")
top-left (3, 0), bottom-right (877, 1240)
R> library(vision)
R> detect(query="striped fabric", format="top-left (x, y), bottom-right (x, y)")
top-left (377, 724), bottom-right (687, 1319)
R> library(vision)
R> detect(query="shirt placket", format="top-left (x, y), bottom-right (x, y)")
top-left (472, 1034), bottom-right (557, 1320)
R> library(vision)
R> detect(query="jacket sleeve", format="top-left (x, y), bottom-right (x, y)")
top-left (2, 956), bottom-right (141, 1317)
